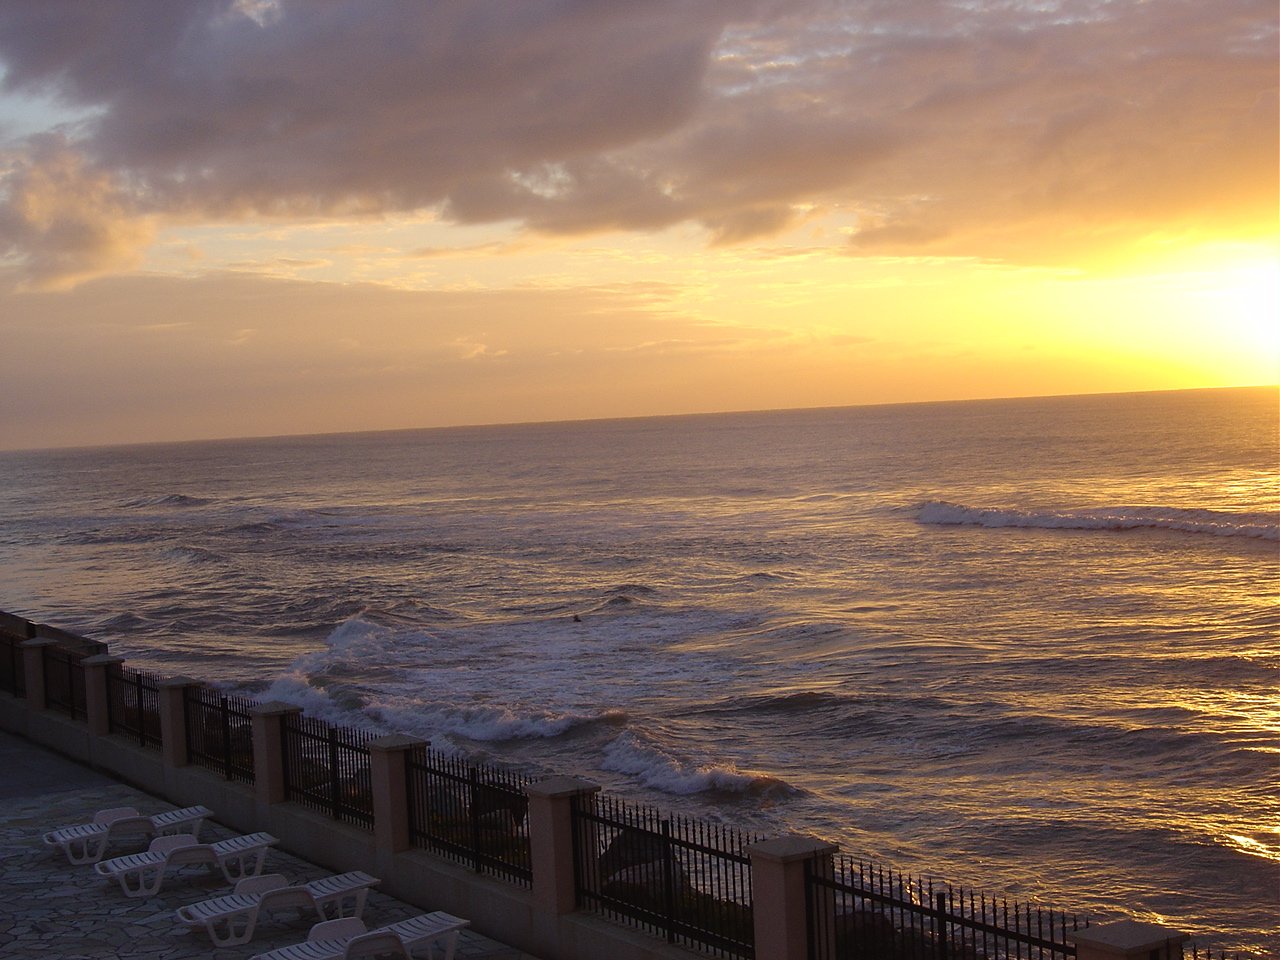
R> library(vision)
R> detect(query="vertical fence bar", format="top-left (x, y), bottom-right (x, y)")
top-left (133, 669), bottom-right (144, 746)
top-left (327, 725), bottom-right (340, 820)
top-left (220, 696), bottom-right (234, 780)
top-left (661, 819), bottom-right (676, 944)
top-left (469, 768), bottom-right (483, 874)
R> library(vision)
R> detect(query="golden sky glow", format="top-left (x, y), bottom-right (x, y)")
top-left (0, 1), bottom-right (1276, 449)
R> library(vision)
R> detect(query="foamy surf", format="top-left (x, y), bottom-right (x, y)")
top-left (918, 501), bottom-right (1279, 541)
top-left (398, 703), bottom-right (627, 743)
top-left (602, 731), bottom-right (796, 797)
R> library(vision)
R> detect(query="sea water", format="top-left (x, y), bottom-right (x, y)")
top-left (1, 386), bottom-right (1276, 953)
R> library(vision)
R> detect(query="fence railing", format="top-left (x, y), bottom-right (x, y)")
top-left (0, 629), bottom-right (25, 697)
top-left (185, 685), bottom-right (257, 783)
top-left (807, 856), bottom-right (1082, 960)
top-left (42, 645), bottom-right (88, 721)
top-left (106, 666), bottom-right (162, 747)
top-left (405, 745), bottom-right (533, 886)
top-left (281, 712), bottom-right (374, 827)
top-left (571, 793), bottom-right (758, 960)
top-left (1190, 947), bottom-right (1246, 960)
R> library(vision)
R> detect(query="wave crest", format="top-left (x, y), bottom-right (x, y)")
top-left (123, 493), bottom-right (214, 508)
top-left (602, 731), bottom-right (796, 797)
top-left (421, 704), bottom-right (627, 742)
top-left (918, 501), bottom-right (1278, 541)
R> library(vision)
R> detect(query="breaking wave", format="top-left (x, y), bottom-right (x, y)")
top-left (409, 703), bottom-right (627, 742)
top-left (918, 501), bottom-right (1278, 541)
top-left (602, 731), bottom-right (796, 798)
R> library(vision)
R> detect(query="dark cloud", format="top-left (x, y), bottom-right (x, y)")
top-left (0, 0), bottom-right (1273, 285)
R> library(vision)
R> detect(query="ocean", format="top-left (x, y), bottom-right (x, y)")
top-left (1, 386), bottom-right (1276, 953)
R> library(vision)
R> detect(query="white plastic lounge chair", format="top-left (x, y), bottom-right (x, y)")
top-left (342, 931), bottom-right (410, 960)
top-left (247, 911), bottom-right (469, 960)
top-left (294, 921), bottom-right (411, 960)
top-left (94, 831), bottom-right (278, 898)
top-left (43, 804), bottom-right (213, 864)
top-left (311, 918), bottom-right (371, 941)
top-left (175, 870), bottom-right (381, 946)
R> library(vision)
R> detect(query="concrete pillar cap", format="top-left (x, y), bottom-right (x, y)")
top-left (81, 654), bottom-right (126, 667)
top-left (526, 776), bottom-right (601, 799)
top-left (250, 700), bottom-right (304, 716)
top-left (747, 835), bottom-right (840, 862)
top-left (158, 676), bottom-right (203, 688)
top-left (369, 734), bottom-right (428, 751)
top-left (1068, 919), bottom-right (1190, 952)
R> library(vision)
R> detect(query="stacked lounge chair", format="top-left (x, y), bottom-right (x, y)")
top-left (42, 804), bottom-right (213, 864)
top-left (43, 799), bottom-right (471, 956)
top-left (176, 870), bottom-right (381, 946)
top-left (94, 831), bottom-right (278, 897)
top-left (247, 912), bottom-right (470, 960)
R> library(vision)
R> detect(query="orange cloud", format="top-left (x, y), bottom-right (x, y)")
top-left (0, 135), bottom-right (154, 289)
top-left (0, 0), bottom-right (1273, 289)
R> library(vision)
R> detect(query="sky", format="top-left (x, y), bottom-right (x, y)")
top-left (0, 0), bottom-right (1276, 450)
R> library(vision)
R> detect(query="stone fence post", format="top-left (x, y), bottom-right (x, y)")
top-left (251, 701), bottom-right (302, 808)
top-left (369, 734), bottom-right (427, 860)
top-left (158, 677), bottom-right (201, 767)
top-left (526, 776), bottom-right (601, 915)
top-left (747, 835), bottom-right (840, 960)
top-left (81, 654), bottom-right (124, 737)
top-left (1069, 920), bottom-right (1191, 960)
top-left (20, 638), bottom-right (57, 711)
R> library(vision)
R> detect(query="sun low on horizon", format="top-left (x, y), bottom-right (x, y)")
top-left (0, 0), bottom-right (1276, 451)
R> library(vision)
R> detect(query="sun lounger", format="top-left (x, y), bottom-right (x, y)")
top-left (42, 804), bottom-right (213, 864)
top-left (247, 911), bottom-right (470, 960)
top-left (176, 870), bottom-right (381, 946)
top-left (94, 831), bottom-right (278, 898)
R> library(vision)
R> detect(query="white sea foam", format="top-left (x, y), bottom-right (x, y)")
top-left (918, 501), bottom-right (1279, 541)
top-left (601, 731), bottom-right (793, 796)
top-left (260, 617), bottom-right (630, 742)
top-left (404, 703), bottom-right (625, 742)
top-left (255, 674), bottom-right (374, 729)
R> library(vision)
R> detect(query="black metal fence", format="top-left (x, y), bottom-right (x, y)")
top-left (106, 666), bottom-right (162, 747)
top-left (185, 685), bottom-right (257, 783)
top-left (0, 628), bottom-right (25, 697)
top-left (281, 713), bottom-right (374, 827)
top-left (572, 793), bottom-right (757, 960)
top-left (405, 746), bottom-right (534, 886)
top-left (807, 856), bottom-right (1084, 960)
top-left (1190, 947), bottom-right (1246, 960)
top-left (42, 644), bottom-right (89, 720)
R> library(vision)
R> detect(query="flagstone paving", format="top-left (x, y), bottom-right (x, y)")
top-left (0, 730), bottom-right (540, 959)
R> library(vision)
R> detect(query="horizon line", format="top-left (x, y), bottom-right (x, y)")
top-left (4, 381), bottom-right (1276, 456)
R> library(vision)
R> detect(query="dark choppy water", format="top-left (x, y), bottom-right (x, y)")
top-left (2, 386), bottom-right (1277, 952)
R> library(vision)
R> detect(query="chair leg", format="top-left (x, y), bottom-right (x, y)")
top-left (118, 864), bottom-right (166, 898)
top-left (208, 907), bottom-right (259, 947)
top-left (320, 889), bottom-right (367, 920)
top-left (83, 834), bottom-right (108, 863)
top-left (64, 837), bottom-right (93, 865)
top-left (220, 848), bottom-right (268, 884)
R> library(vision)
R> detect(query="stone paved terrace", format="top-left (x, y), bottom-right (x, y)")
top-left (0, 730), bottom-right (543, 960)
